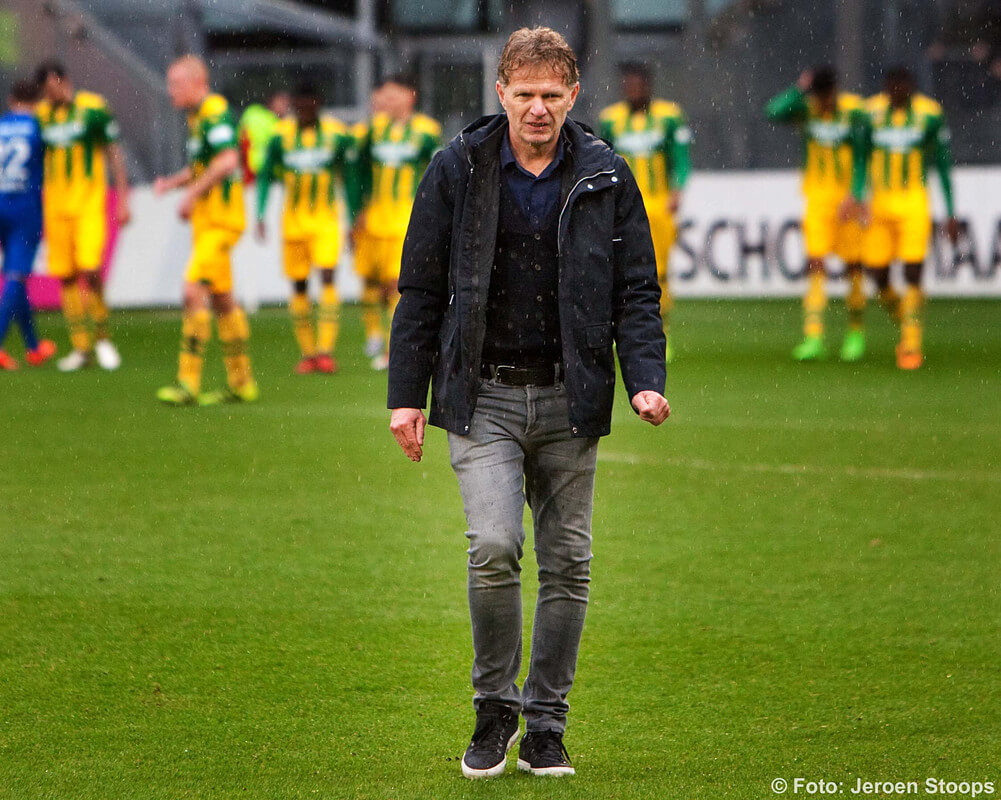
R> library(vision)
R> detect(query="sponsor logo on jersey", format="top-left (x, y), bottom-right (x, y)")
top-left (872, 126), bottom-right (924, 151)
top-left (284, 147), bottom-right (332, 173)
top-left (372, 140), bottom-right (420, 166)
top-left (41, 120), bottom-right (86, 147)
top-left (614, 128), bottom-right (666, 157)
top-left (807, 120), bottom-right (849, 145)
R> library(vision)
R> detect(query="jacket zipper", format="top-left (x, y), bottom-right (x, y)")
top-left (557, 168), bottom-right (616, 255)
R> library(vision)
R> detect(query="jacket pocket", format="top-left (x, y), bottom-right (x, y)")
top-left (584, 322), bottom-right (613, 349)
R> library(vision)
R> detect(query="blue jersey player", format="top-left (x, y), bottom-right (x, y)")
top-left (0, 78), bottom-right (55, 369)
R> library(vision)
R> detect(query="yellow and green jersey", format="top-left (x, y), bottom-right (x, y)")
top-left (766, 86), bottom-right (865, 198)
top-left (256, 116), bottom-right (356, 238)
top-left (598, 100), bottom-right (691, 206)
top-left (355, 111), bottom-right (442, 238)
top-left (851, 92), bottom-right (954, 215)
top-left (187, 93), bottom-right (244, 232)
top-left (36, 90), bottom-right (119, 217)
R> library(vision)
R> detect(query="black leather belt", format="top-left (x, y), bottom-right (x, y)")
top-left (481, 362), bottom-right (563, 387)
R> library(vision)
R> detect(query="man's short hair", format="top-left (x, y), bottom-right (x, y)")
top-left (293, 81), bottom-right (320, 99)
top-left (9, 77), bottom-right (41, 104)
top-left (34, 58), bottom-right (67, 85)
top-left (621, 62), bottom-right (651, 83)
top-left (497, 26), bottom-right (579, 87)
top-left (169, 54), bottom-right (209, 82)
top-left (810, 65), bottom-right (837, 95)
top-left (885, 64), bottom-right (914, 86)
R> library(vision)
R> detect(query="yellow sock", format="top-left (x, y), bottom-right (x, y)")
top-left (85, 286), bottom-right (110, 341)
top-left (217, 307), bottom-right (253, 390)
top-left (803, 270), bottom-right (827, 338)
top-left (317, 284), bottom-right (341, 355)
top-left (60, 283), bottom-right (92, 353)
top-left (362, 284), bottom-right (383, 342)
top-left (178, 308), bottom-right (211, 395)
top-left (289, 292), bottom-right (315, 358)
top-left (846, 270), bottom-right (866, 331)
top-left (900, 286), bottom-right (924, 353)
top-left (878, 286), bottom-right (902, 323)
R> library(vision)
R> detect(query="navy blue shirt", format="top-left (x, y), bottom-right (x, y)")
top-left (499, 130), bottom-right (565, 226)
top-left (482, 131), bottom-right (568, 367)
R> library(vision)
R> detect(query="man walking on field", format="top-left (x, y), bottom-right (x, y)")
top-left (387, 27), bottom-right (670, 779)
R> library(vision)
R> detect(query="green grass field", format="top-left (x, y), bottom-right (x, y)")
top-left (2, 300), bottom-right (999, 799)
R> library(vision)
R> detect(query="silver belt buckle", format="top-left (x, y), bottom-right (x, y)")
top-left (494, 364), bottom-right (517, 383)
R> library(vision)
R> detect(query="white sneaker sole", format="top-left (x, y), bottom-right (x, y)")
top-left (517, 758), bottom-right (576, 777)
top-left (461, 728), bottom-right (520, 779)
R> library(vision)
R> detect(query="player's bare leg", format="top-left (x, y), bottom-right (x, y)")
top-left (83, 271), bottom-right (120, 370)
top-left (840, 262), bottom-right (867, 362)
top-left (289, 277), bottom-right (317, 375)
top-left (314, 268), bottom-right (340, 374)
top-left (896, 262), bottom-right (925, 370)
top-left (792, 257), bottom-right (828, 361)
top-left (56, 275), bottom-right (93, 371)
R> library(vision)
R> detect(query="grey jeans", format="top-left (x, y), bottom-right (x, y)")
top-left (447, 377), bottom-right (599, 733)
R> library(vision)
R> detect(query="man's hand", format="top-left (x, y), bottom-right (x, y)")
top-left (631, 391), bottom-right (670, 426)
top-left (945, 216), bottom-right (961, 245)
top-left (153, 176), bottom-right (172, 197)
top-left (390, 407), bottom-right (426, 462)
top-left (178, 189), bottom-right (196, 221)
top-left (116, 193), bottom-right (131, 226)
top-left (255, 219), bottom-right (267, 242)
top-left (668, 190), bottom-right (682, 215)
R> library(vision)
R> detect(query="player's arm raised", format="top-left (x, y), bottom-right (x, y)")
top-left (765, 78), bottom-right (810, 125)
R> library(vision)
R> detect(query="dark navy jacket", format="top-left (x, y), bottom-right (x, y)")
top-left (387, 113), bottom-right (665, 438)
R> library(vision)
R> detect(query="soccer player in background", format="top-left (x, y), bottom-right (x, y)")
top-left (255, 82), bottom-right (358, 374)
top-left (850, 66), bottom-right (959, 370)
top-left (766, 67), bottom-right (868, 362)
top-left (153, 55), bottom-right (258, 405)
top-left (238, 90), bottom-right (290, 182)
top-left (599, 63), bottom-right (690, 361)
top-left (351, 74), bottom-right (442, 370)
top-left (35, 60), bottom-right (130, 372)
top-left (0, 78), bottom-right (56, 370)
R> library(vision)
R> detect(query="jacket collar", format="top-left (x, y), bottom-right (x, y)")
top-left (454, 113), bottom-right (616, 177)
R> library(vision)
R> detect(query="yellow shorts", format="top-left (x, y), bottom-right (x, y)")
top-left (862, 209), bottom-right (932, 267)
top-left (645, 208), bottom-right (677, 282)
top-left (185, 228), bottom-right (242, 294)
top-left (283, 229), bottom-right (340, 281)
top-left (353, 232), bottom-right (405, 284)
top-left (44, 209), bottom-right (107, 278)
top-left (803, 196), bottom-right (862, 263)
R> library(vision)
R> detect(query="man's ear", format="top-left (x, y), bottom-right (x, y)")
top-left (495, 80), bottom-right (506, 111)
top-left (567, 82), bottom-right (580, 111)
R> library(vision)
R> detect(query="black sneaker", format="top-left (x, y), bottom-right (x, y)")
top-left (517, 730), bottom-right (575, 777)
top-left (460, 701), bottom-right (520, 779)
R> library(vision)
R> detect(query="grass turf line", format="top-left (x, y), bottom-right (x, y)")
top-left (1, 300), bottom-right (999, 799)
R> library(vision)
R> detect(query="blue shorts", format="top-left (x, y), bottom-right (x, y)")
top-left (0, 207), bottom-right (42, 279)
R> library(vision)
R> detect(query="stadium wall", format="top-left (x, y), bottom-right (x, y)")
top-left (36, 167), bottom-right (999, 309)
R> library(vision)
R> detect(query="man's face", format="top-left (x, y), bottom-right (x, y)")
top-left (623, 73), bottom-right (649, 107)
top-left (166, 64), bottom-right (203, 110)
top-left (270, 92), bottom-right (291, 118)
top-left (293, 94), bottom-right (319, 123)
top-left (496, 64), bottom-right (578, 150)
top-left (382, 82), bottom-right (416, 119)
top-left (42, 73), bottom-right (72, 104)
top-left (886, 76), bottom-right (913, 107)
